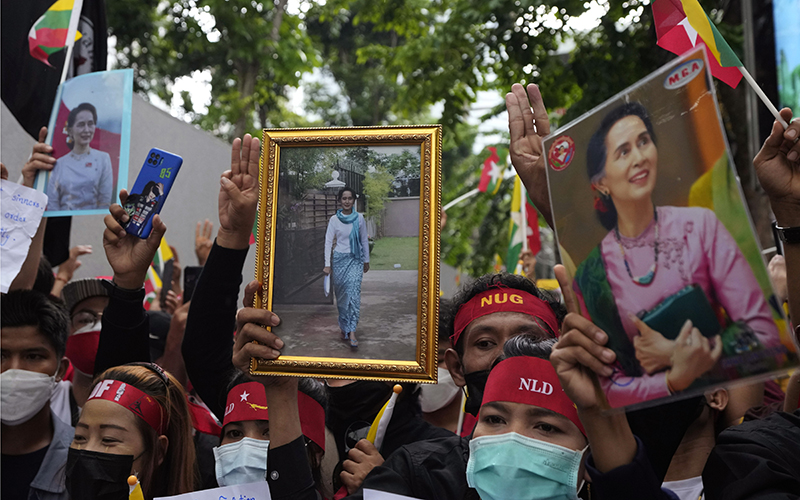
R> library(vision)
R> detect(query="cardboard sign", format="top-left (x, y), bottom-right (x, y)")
top-left (543, 46), bottom-right (797, 410)
top-left (34, 69), bottom-right (133, 217)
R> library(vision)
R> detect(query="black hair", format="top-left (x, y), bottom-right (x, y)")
top-left (33, 255), bottom-right (55, 295)
top-left (1, 289), bottom-right (69, 357)
top-left (66, 103), bottom-right (98, 151)
top-left (586, 102), bottom-right (657, 230)
top-left (67, 102), bottom-right (98, 127)
top-left (438, 297), bottom-right (452, 346)
top-left (142, 181), bottom-right (162, 198)
top-left (337, 186), bottom-right (356, 202)
top-left (443, 273), bottom-right (566, 358)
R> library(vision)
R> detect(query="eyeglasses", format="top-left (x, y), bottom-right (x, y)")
top-left (71, 310), bottom-right (103, 330)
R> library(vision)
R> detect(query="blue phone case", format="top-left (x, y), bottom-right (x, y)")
top-left (123, 149), bottom-right (183, 238)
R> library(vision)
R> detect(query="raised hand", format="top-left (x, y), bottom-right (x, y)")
top-left (631, 315), bottom-right (675, 374)
top-left (505, 83), bottom-right (553, 227)
top-left (231, 280), bottom-right (285, 375)
top-left (218, 135), bottom-right (260, 249)
top-left (195, 219), bottom-right (214, 265)
top-left (57, 245), bottom-right (92, 282)
top-left (22, 127), bottom-right (56, 188)
top-left (665, 321), bottom-right (722, 393)
top-left (753, 109), bottom-right (800, 226)
top-left (549, 265), bottom-right (615, 411)
top-left (102, 190), bottom-right (167, 289)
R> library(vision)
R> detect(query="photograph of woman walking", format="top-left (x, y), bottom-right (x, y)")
top-left (323, 186), bottom-right (370, 348)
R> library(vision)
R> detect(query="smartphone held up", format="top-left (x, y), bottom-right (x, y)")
top-left (123, 149), bottom-right (183, 239)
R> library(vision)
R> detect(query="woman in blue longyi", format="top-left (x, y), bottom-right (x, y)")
top-left (323, 187), bottom-right (370, 348)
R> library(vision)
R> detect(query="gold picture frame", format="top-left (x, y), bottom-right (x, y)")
top-left (251, 125), bottom-right (442, 383)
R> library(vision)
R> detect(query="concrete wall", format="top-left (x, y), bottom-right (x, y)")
top-left (1, 95), bottom-right (257, 287)
top-left (383, 196), bottom-right (419, 237)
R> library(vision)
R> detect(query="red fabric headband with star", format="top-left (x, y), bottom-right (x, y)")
top-left (223, 381), bottom-right (326, 451)
top-left (87, 379), bottom-right (166, 435)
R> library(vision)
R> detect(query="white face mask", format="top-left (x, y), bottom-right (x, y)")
top-left (213, 437), bottom-right (270, 486)
top-left (420, 367), bottom-right (461, 413)
top-left (1, 368), bottom-right (58, 426)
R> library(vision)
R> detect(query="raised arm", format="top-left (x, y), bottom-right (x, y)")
top-left (754, 109), bottom-right (800, 330)
top-left (182, 134), bottom-right (260, 419)
top-left (551, 265), bottom-right (676, 500)
top-left (506, 83), bottom-right (553, 227)
top-left (9, 127), bottom-right (56, 290)
top-left (231, 286), bottom-right (317, 500)
top-left (95, 192), bottom-right (166, 374)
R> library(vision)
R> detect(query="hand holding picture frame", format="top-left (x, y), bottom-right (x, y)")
top-left (251, 125), bottom-right (442, 383)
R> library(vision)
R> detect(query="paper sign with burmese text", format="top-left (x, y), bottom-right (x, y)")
top-left (154, 481), bottom-right (270, 500)
top-left (0, 180), bottom-right (48, 293)
top-left (543, 46), bottom-right (797, 410)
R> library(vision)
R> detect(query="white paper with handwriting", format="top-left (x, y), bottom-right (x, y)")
top-left (154, 481), bottom-right (271, 500)
top-left (364, 489), bottom-right (423, 500)
top-left (0, 180), bottom-right (48, 293)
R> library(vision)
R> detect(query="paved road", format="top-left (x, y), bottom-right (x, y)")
top-left (272, 270), bottom-right (418, 361)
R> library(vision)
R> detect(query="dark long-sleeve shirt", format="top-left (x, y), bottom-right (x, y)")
top-left (95, 284), bottom-right (149, 376)
top-left (703, 409), bottom-right (800, 499)
top-left (342, 435), bottom-right (676, 500)
top-left (182, 240), bottom-right (248, 421)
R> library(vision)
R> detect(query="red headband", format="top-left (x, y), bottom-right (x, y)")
top-left (87, 379), bottom-right (166, 435)
top-left (452, 286), bottom-right (559, 346)
top-left (223, 382), bottom-right (326, 452)
top-left (481, 356), bottom-right (584, 435)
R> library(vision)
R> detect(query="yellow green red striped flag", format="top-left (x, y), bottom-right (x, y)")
top-left (27, 0), bottom-right (82, 66)
top-left (675, 0), bottom-right (742, 68)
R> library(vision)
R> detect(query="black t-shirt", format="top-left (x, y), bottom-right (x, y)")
top-left (1, 445), bottom-right (49, 499)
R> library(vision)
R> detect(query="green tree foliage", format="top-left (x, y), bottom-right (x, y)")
top-left (107, 0), bottom-right (749, 276)
top-left (363, 168), bottom-right (395, 224)
top-left (107, 0), bottom-right (319, 139)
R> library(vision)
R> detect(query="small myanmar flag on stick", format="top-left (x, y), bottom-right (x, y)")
top-left (367, 385), bottom-right (402, 452)
top-left (652, 0), bottom-right (789, 128)
top-left (28, 0), bottom-right (82, 67)
top-left (478, 147), bottom-right (504, 195)
top-left (506, 176), bottom-right (541, 272)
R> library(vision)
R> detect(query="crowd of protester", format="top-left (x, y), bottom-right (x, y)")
top-left (1, 83), bottom-right (799, 500)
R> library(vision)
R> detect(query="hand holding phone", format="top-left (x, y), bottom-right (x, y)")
top-left (123, 149), bottom-right (183, 239)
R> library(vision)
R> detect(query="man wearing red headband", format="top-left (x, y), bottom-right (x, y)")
top-left (441, 274), bottom-right (566, 420)
top-left (341, 334), bottom-right (676, 500)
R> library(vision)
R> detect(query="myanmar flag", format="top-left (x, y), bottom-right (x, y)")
top-left (28, 0), bottom-right (82, 67)
top-left (506, 177), bottom-right (541, 271)
top-left (478, 147), bottom-right (504, 195)
top-left (652, 0), bottom-right (742, 87)
top-left (143, 265), bottom-right (163, 311)
top-left (151, 237), bottom-right (174, 278)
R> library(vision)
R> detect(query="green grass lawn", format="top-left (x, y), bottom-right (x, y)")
top-left (370, 237), bottom-right (419, 270)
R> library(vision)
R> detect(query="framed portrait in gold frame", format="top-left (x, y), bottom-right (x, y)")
top-left (251, 125), bottom-right (442, 383)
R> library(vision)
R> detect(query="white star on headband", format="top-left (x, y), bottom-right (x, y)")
top-left (240, 390), bottom-right (250, 402)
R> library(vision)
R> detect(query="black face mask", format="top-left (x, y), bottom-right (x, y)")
top-left (463, 369), bottom-right (491, 416)
top-left (66, 448), bottom-right (134, 500)
top-left (327, 380), bottom-right (394, 423)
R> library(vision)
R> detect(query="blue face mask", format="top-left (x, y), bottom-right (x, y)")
top-left (213, 437), bottom-right (270, 486)
top-left (466, 432), bottom-right (586, 500)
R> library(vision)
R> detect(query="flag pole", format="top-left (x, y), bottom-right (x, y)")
top-left (519, 180), bottom-right (528, 253)
top-left (59, 0), bottom-right (84, 84)
top-left (738, 65), bottom-right (789, 130)
top-left (443, 188), bottom-right (480, 212)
